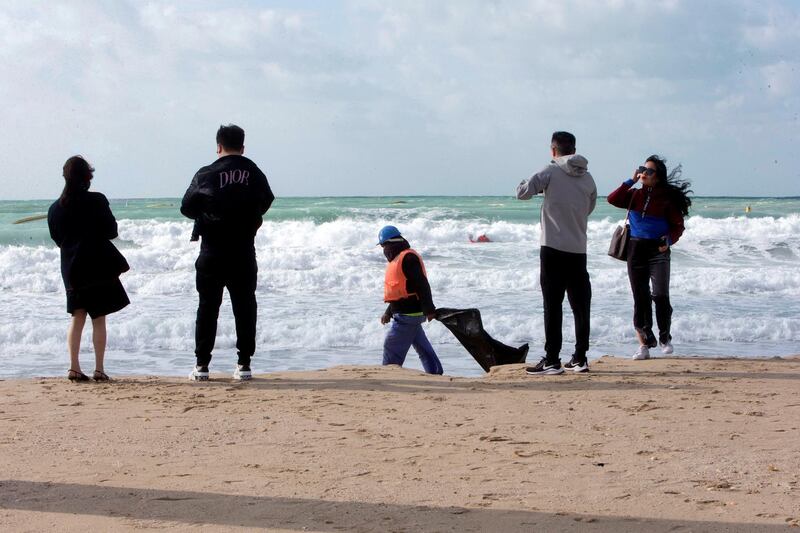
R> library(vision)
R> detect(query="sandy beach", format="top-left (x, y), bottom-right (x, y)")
top-left (1, 356), bottom-right (799, 532)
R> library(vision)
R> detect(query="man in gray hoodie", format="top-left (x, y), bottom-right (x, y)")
top-left (516, 131), bottom-right (597, 375)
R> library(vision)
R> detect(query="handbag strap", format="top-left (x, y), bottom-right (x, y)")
top-left (623, 188), bottom-right (636, 225)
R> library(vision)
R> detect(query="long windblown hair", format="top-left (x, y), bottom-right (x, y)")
top-left (59, 156), bottom-right (94, 207)
top-left (646, 155), bottom-right (692, 216)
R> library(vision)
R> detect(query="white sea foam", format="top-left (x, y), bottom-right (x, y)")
top-left (1, 213), bottom-right (798, 377)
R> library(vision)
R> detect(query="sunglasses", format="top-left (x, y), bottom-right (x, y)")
top-left (638, 166), bottom-right (656, 176)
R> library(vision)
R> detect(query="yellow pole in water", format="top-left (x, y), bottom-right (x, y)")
top-left (13, 214), bottom-right (48, 224)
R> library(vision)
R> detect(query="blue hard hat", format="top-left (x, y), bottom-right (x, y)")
top-left (378, 225), bottom-right (402, 245)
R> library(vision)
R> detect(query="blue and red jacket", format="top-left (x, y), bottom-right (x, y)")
top-left (607, 180), bottom-right (685, 245)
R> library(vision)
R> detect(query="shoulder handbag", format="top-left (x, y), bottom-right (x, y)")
top-left (102, 239), bottom-right (130, 276)
top-left (70, 239), bottom-right (130, 288)
top-left (607, 194), bottom-right (634, 261)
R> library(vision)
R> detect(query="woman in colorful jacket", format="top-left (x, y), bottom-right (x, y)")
top-left (607, 155), bottom-right (692, 360)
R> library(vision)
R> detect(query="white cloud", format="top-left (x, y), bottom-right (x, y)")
top-left (714, 93), bottom-right (746, 111)
top-left (742, 2), bottom-right (800, 50)
top-left (0, 0), bottom-right (798, 198)
top-left (762, 61), bottom-right (799, 98)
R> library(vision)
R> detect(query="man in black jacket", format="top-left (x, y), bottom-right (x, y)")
top-left (181, 124), bottom-right (274, 381)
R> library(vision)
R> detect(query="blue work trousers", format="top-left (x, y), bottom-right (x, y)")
top-left (383, 314), bottom-right (443, 375)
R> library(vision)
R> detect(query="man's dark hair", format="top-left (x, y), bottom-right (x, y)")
top-left (216, 124), bottom-right (245, 152)
top-left (551, 131), bottom-right (576, 156)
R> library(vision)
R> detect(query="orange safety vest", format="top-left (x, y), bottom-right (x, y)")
top-left (384, 249), bottom-right (428, 302)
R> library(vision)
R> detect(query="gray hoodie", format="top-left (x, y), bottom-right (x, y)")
top-left (516, 154), bottom-right (597, 254)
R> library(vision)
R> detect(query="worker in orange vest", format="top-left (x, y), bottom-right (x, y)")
top-left (378, 226), bottom-right (443, 374)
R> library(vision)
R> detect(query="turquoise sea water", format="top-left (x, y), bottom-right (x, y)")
top-left (1, 196), bottom-right (796, 246)
top-left (0, 196), bottom-right (798, 378)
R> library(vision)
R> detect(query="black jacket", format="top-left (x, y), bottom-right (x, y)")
top-left (181, 155), bottom-right (274, 253)
top-left (48, 191), bottom-right (127, 290)
top-left (383, 239), bottom-right (435, 316)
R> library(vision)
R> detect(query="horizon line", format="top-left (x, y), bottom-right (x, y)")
top-left (5, 194), bottom-right (800, 202)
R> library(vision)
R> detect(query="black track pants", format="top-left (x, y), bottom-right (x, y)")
top-left (194, 252), bottom-right (258, 367)
top-left (539, 246), bottom-right (591, 362)
top-left (627, 238), bottom-right (672, 345)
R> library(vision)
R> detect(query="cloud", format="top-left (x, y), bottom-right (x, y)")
top-left (742, 2), bottom-right (800, 50)
top-left (0, 0), bottom-right (798, 198)
top-left (761, 61), bottom-right (799, 98)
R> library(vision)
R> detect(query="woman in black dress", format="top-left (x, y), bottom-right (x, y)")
top-left (48, 156), bottom-right (130, 381)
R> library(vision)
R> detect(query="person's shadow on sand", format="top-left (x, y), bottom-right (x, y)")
top-left (0, 479), bottom-right (791, 532)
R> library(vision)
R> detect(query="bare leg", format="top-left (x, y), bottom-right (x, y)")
top-left (92, 315), bottom-right (107, 374)
top-left (68, 310), bottom-right (88, 372)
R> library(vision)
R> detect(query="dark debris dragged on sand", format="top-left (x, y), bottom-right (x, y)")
top-left (435, 307), bottom-right (528, 372)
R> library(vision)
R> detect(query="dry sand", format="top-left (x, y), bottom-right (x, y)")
top-left (1, 356), bottom-right (799, 532)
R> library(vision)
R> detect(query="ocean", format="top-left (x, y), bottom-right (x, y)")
top-left (1, 196), bottom-right (798, 378)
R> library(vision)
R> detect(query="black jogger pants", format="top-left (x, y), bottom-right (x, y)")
top-left (539, 246), bottom-right (591, 362)
top-left (627, 238), bottom-right (672, 345)
top-left (195, 251), bottom-right (258, 367)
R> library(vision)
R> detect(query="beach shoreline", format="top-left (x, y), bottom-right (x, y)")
top-left (2, 355), bottom-right (799, 532)
top-left (3, 196), bottom-right (800, 375)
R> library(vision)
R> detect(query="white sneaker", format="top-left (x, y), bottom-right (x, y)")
top-left (233, 365), bottom-right (252, 381)
top-left (190, 366), bottom-right (209, 381)
top-left (633, 345), bottom-right (650, 360)
top-left (661, 341), bottom-right (674, 355)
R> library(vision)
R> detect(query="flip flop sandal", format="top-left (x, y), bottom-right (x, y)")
top-left (68, 369), bottom-right (90, 382)
top-left (93, 370), bottom-right (111, 382)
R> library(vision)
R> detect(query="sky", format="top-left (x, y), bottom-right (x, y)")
top-left (1, 0), bottom-right (798, 199)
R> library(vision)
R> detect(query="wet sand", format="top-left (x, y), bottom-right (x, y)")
top-left (1, 356), bottom-right (799, 532)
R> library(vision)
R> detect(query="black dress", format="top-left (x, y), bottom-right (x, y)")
top-left (48, 191), bottom-right (130, 318)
